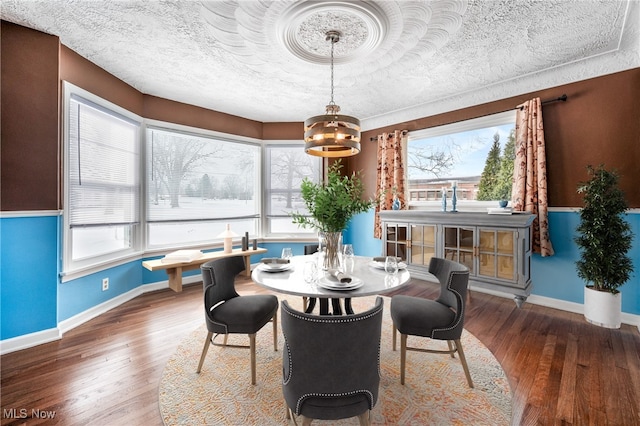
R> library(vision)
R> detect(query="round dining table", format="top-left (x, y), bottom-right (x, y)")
top-left (251, 255), bottom-right (411, 315)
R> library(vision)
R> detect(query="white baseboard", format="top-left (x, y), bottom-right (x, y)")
top-left (0, 328), bottom-right (61, 355)
top-left (0, 275), bottom-right (201, 355)
top-left (469, 285), bottom-right (640, 329)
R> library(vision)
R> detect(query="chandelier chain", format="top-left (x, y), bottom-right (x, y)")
top-left (330, 34), bottom-right (335, 106)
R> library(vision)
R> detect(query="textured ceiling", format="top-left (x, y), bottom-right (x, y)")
top-left (2, 0), bottom-right (638, 131)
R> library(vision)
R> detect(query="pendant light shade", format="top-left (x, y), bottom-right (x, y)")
top-left (304, 31), bottom-right (361, 157)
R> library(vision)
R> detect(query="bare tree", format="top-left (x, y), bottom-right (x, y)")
top-left (150, 132), bottom-right (222, 207)
top-left (271, 150), bottom-right (315, 208)
top-left (407, 138), bottom-right (458, 178)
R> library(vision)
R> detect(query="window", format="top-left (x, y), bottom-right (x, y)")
top-left (407, 111), bottom-right (516, 209)
top-left (62, 85), bottom-right (322, 277)
top-left (64, 84), bottom-right (142, 273)
top-left (264, 144), bottom-right (321, 236)
top-left (146, 127), bottom-right (261, 248)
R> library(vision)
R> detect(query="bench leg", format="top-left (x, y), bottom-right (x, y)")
top-left (167, 267), bottom-right (183, 292)
top-left (243, 256), bottom-right (251, 277)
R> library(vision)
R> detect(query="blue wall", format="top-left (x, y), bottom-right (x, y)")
top-left (2, 210), bottom-right (638, 341)
top-left (1, 216), bottom-right (59, 339)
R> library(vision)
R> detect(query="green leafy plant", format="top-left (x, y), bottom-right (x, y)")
top-left (574, 165), bottom-right (634, 294)
top-left (290, 160), bottom-right (376, 233)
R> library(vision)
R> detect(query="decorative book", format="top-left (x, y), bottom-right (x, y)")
top-left (487, 207), bottom-right (513, 215)
top-left (161, 249), bottom-right (203, 263)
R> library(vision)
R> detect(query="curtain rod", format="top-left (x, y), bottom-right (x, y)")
top-left (518, 94), bottom-right (567, 110)
top-left (369, 94), bottom-right (568, 141)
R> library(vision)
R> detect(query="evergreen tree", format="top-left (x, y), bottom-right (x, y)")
top-left (476, 132), bottom-right (502, 200)
top-left (494, 128), bottom-right (516, 200)
top-left (200, 174), bottom-right (214, 199)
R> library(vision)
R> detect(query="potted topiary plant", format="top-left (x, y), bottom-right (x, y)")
top-left (575, 165), bottom-right (634, 328)
top-left (290, 160), bottom-right (376, 270)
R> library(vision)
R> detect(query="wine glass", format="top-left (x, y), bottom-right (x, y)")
top-left (303, 261), bottom-right (318, 283)
top-left (385, 256), bottom-right (399, 275)
top-left (281, 247), bottom-right (293, 260)
top-left (342, 244), bottom-right (354, 258)
top-left (341, 244), bottom-right (355, 273)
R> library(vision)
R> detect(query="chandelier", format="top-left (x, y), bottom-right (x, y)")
top-left (304, 31), bottom-right (361, 157)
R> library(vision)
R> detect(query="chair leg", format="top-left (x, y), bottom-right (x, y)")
top-left (400, 333), bottom-right (407, 385)
top-left (392, 326), bottom-right (397, 351)
top-left (357, 411), bottom-right (371, 425)
top-left (455, 339), bottom-right (474, 388)
top-left (249, 333), bottom-right (257, 385)
top-left (447, 340), bottom-right (455, 358)
top-left (196, 331), bottom-right (213, 373)
top-left (272, 311), bottom-right (278, 351)
top-left (302, 296), bottom-right (308, 311)
top-left (285, 402), bottom-right (291, 420)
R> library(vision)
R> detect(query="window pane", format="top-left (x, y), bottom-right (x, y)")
top-left (268, 217), bottom-right (316, 234)
top-left (407, 111), bottom-right (515, 204)
top-left (147, 128), bottom-right (260, 247)
top-left (265, 145), bottom-right (321, 235)
top-left (148, 219), bottom-right (258, 247)
top-left (72, 225), bottom-right (132, 260)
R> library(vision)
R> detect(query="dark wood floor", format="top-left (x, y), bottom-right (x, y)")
top-left (2, 277), bottom-right (639, 425)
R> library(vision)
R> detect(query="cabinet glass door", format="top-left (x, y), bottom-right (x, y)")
top-left (479, 229), bottom-right (515, 281)
top-left (443, 226), bottom-right (474, 273)
top-left (410, 224), bottom-right (436, 266)
top-left (385, 224), bottom-right (407, 261)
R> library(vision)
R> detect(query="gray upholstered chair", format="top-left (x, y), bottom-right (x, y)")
top-left (391, 257), bottom-right (474, 388)
top-left (281, 297), bottom-right (384, 426)
top-left (196, 256), bottom-right (278, 385)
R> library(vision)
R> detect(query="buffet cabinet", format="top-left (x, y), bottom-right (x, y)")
top-left (379, 210), bottom-right (536, 306)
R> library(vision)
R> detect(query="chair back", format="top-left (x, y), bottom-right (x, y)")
top-left (429, 257), bottom-right (470, 340)
top-left (201, 256), bottom-right (244, 318)
top-left (281, 297), bottom-right (384, 420)
top-left (304, 244), bottom-right (319, 255)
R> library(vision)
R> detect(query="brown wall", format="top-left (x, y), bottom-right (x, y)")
top-left (2, 21), bottom-right (639, 211)
top-left (352, 68), bottom-right (640, 207)
top-left (1, 21), bottom-right (60, 210)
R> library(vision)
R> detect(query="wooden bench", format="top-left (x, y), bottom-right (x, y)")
top-left (142, 247), bottom-right (267, 292)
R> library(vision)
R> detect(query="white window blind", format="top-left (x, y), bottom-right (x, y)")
top-left (68, 94), bottom-right (140, 227)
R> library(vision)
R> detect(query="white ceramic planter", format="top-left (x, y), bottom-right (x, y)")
top-left (584, 286), bottom-right (621, 329)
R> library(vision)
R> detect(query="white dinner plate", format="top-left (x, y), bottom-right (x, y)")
top-left (258, 263), bottom-right (292, 273)
top-left (369, 260), bottom-right (407, 270)
top-left (317, 276), bottom-right (363, 291)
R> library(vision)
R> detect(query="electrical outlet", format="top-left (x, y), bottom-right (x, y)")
top-left (102, 278), bottom-right (109, 291)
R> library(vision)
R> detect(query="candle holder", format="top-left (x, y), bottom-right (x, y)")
top-left (217, 224), bottom-right (237, 253)
top-left (451, 185), bottom-right (458, 212)
top-left (441, 190), bottom-right (447, 212)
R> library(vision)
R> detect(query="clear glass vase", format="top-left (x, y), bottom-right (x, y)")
top-left (318, 231), bottom-right (342, 270)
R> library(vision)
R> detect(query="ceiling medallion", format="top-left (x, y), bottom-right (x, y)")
top-left (304, 30), bottom-right (361, 158)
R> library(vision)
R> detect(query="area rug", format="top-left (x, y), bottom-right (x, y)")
top-left (159, 296), bottom-right (511, 425)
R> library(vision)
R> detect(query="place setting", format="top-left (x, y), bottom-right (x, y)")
top-left (256, 248), bottom-right (293, 273)
top-left (316, 269), bottom-right (364, 291)
top-left (369, 256), bottom-right (408, 274)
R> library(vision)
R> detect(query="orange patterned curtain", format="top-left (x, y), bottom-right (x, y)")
top-left (512, 98), bottom-right (554, 256)
top-left (374, 130), bottom-right (406, 239)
